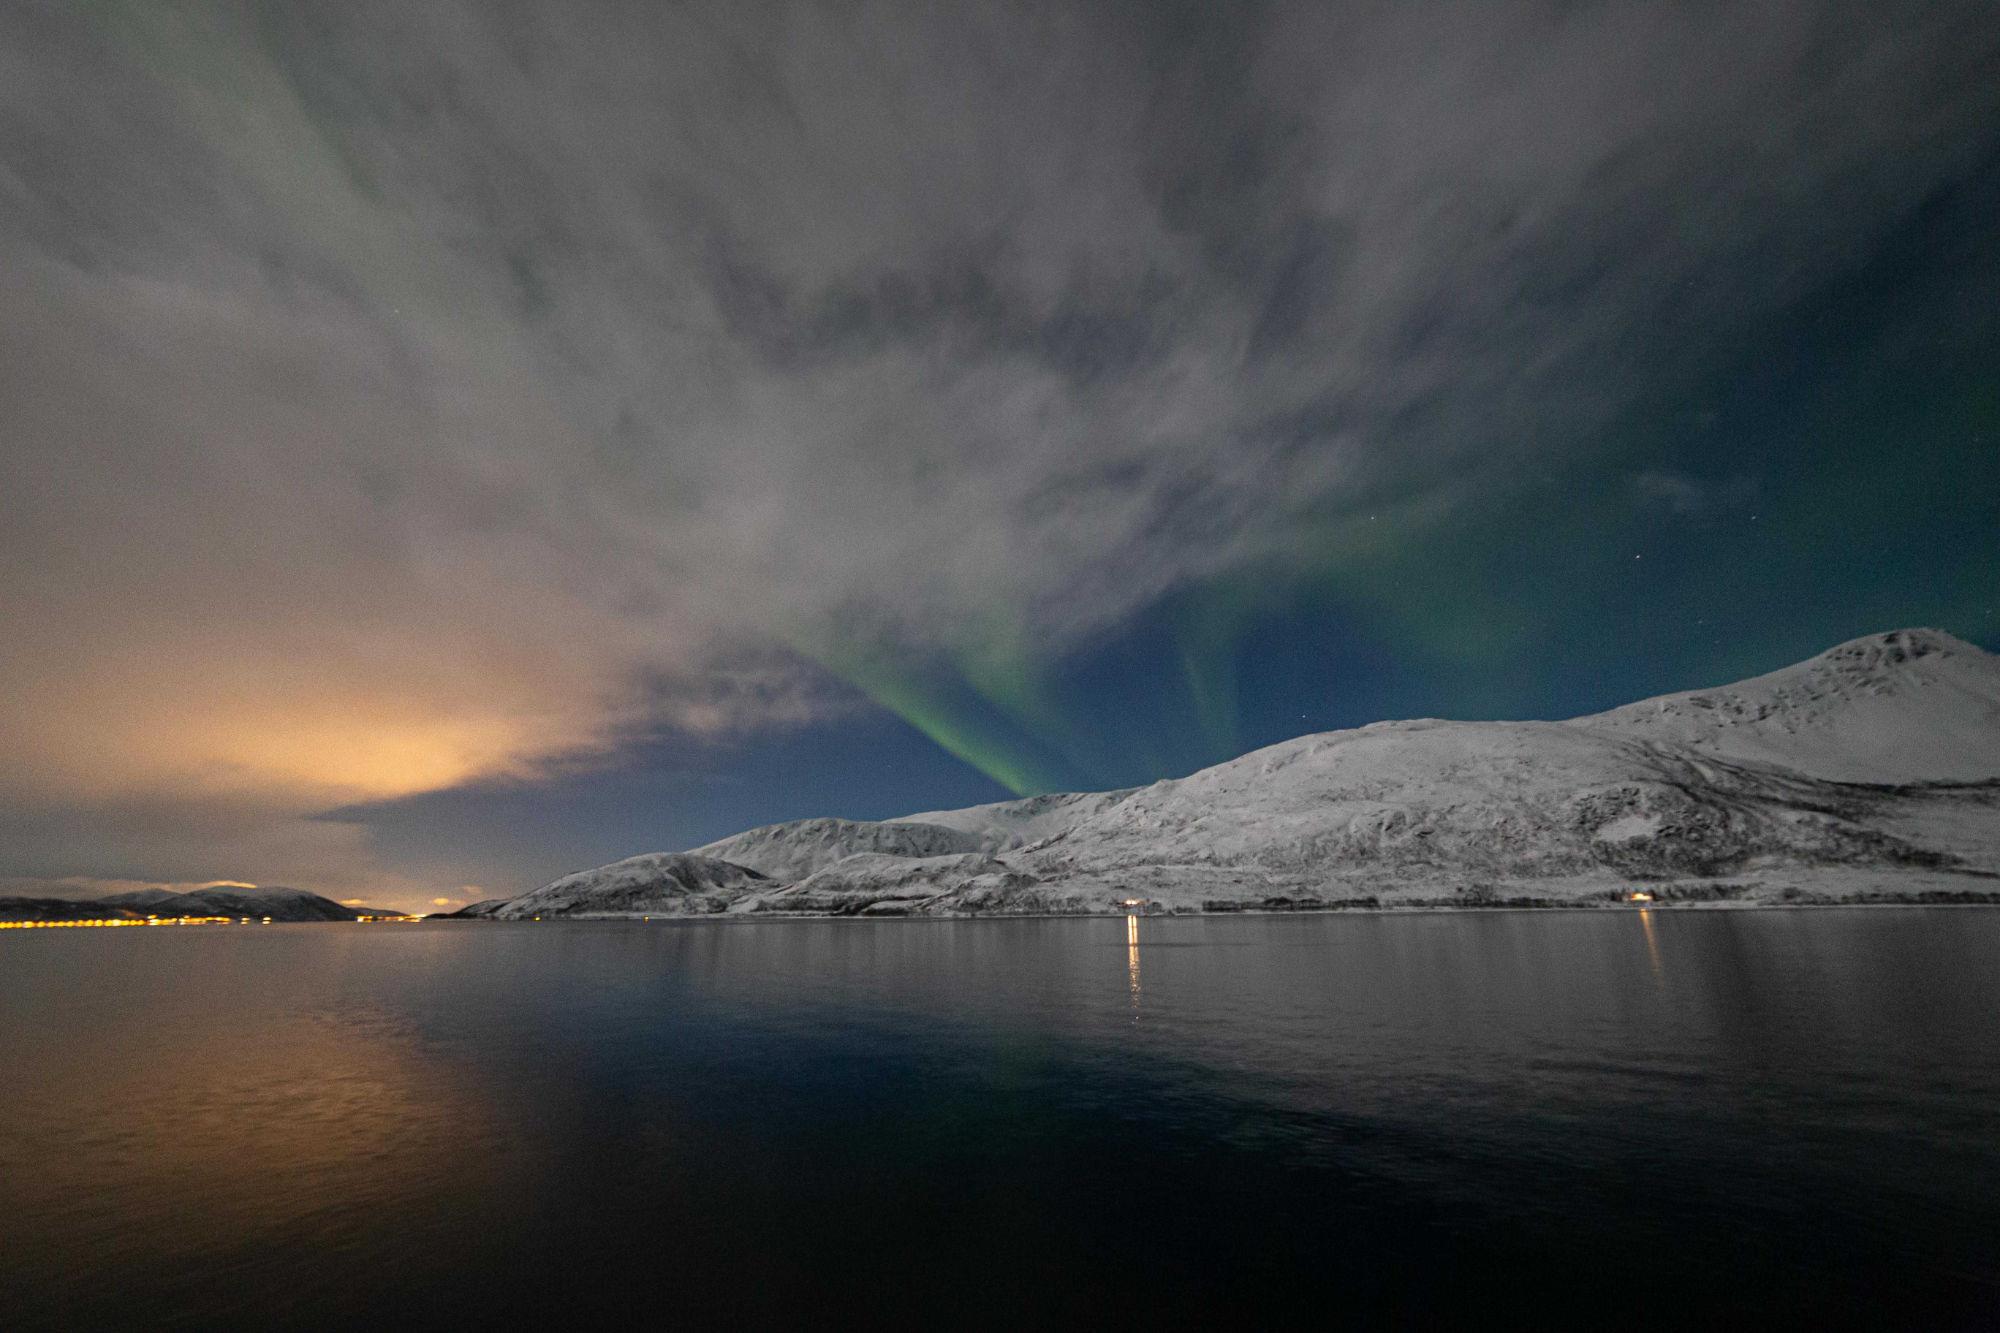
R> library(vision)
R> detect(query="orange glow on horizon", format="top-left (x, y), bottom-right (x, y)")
top-left (24, 694), bottom-right (605, 810)
top-left (186, 711), bottom-right (542, 799)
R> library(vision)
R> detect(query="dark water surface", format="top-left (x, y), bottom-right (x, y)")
top-left (3, 909), bottom-right (1998, 1329)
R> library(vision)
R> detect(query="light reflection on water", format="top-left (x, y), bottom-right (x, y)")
top-left (1639, 905), bottom-right (1663, 978)
top-left (1126, 911), bottom-right (1141, 1005)
top-left (3, 909), bottom-right (1999, 1327)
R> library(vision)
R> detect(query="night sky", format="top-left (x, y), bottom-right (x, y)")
top-left (3, 2), bottom-right (1997, 912)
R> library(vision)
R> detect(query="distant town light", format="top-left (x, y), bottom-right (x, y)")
top-left (0, 915), bottom-right (237, 929)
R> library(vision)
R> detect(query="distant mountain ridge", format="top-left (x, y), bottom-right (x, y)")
top-left (0, 885), bottom-right (400, 924)
top-left (434, 629), bottom-right (2000, 920)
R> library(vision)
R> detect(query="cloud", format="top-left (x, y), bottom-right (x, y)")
top-left (2, 1), bottom-right (1996, 893)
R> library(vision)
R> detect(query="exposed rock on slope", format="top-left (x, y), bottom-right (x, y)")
top-left (489, 629), bottom-right (2000, 918)
top-left (744, 852), bottom-right (1066, 917)
top-left (690, 817), bottom-right (987, 880)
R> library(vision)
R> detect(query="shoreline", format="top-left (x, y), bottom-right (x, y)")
top-left (436, 893), bottom-right (2000, 924)
top-left (13, 890), bottom-right (1999, 931)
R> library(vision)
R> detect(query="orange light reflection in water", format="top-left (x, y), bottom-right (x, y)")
top-left (1126, 913), bottom-right (1141, 1004)
top-left (1638, 907), bottom-right (1663, 979)
top-left (0, 1007), bottom-right (507, 1292)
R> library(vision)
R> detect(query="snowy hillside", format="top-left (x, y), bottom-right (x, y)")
top-left (486, 630), bottom-right (2000, 918)
top-left (486, 853), bottom-right (769, 919)
top-left (896, 790), bottom-right (1142, 850)
top-left (1575, 629), bottom-right (2000, 783)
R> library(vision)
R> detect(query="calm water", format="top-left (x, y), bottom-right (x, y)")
top-left (3, 909), bottom-right (1998, 1329)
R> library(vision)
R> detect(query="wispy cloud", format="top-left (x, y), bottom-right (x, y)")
top-left (1631, 471), bottom-right (1759, 515)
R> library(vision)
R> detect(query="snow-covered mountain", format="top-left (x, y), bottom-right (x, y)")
top-left (488, 630), bottom-right (2000, 918)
